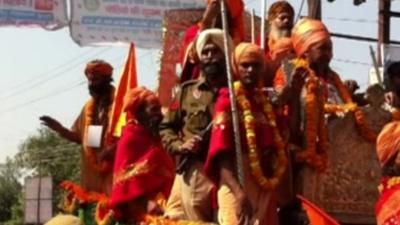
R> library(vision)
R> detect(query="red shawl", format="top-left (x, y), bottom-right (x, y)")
top-left (109, 123), bottom-right (174, 209)
top-left (376, 177), bottom-right (400, 225)
top-left (204, 88), bottom-right (285, 183)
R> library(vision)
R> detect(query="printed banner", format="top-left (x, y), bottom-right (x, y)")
top-left (70, 0), bottom-right (205, 48)
top-left (0, 0), bottom-right (68, 30)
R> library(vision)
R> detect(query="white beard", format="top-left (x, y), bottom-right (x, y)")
top-left (268, 25), bottom-right (291, 40)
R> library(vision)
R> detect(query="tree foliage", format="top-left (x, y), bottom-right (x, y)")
top-left (0, 158), bottom-right (22, 223)
top-left (14, 127), bottom-right (81, 215)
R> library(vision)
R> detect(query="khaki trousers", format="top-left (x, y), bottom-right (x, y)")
top-left (164, 161), bottom-right (215, 222)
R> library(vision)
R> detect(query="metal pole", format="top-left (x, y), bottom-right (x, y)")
top-left (220, 0), bottom-right (245, 188)
top-left (251, 9), bottom-right (256, 44)
top-left (260, 0), bottom-right (266, 50)
top-left (370, 45), bottom-right (383, 86)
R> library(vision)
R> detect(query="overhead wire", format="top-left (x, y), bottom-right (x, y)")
top-left (0, 81), bottom-right (85, 115)
top-left (0, 47), bottom-right (112, 101)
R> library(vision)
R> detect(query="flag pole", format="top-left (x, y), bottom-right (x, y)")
top-left (220, 0), bottom-right (245, 188)
top-left (251, 9), bottom-right (256, 44)
top-left (260, 0), bottom-right (267, 50)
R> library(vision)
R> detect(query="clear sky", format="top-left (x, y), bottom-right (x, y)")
top-left (0, 0), bottom-right (399, 163)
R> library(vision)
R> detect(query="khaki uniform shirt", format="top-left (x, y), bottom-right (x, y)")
top-left (160, 77), bottom-right (218, 160)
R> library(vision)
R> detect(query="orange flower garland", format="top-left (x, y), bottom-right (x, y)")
top-left (329, 73), bottom-right (377, 142)
top-left (83, 88), bottom-right (115, 173)
top-left (234, 81), bottom-right (287, 190)
top-left (292, 59), bottom-right (328, 172)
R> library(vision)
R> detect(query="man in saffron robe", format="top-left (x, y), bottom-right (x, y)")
top-left (40, 60), bottom-right (116, 195)
top-left (257, 1), bottom-right (295, 87)
top-left (160, 29), bottom-right (231, 222)
top-left (273, 18), bottom-right (354, 225)
top-left (204, 43), bottom-right (287, 225)
top-left (375, 121), bottom-right (400, 225)
top-left (109, 87), bottom-right (174, 224)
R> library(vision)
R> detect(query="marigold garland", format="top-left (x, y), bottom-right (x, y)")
top-left (83, 88), bottom-right (115, 173)
top-left (291, 59), bottom-right (328, 172)
top-left (234, 81), bottom-right (287, 190)
top-left (328, 73), bottom-right (378, 142)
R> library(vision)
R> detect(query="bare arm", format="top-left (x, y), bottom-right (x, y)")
top-left (40, 116), bottom-right (81, 144)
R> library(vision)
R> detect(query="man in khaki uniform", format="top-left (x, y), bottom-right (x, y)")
top-left (160, 29), bottom-right (232, 222)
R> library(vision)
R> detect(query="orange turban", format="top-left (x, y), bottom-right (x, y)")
top-left (291, 18), bottom-right (331, 57)
top-left (376, 122), bottom-right (400, 167)
top-left (271, 37), bottom-right (293, 60)
top-left (123, 87), bottom-right (160, 120)
top-left (84, 60), bottom-right (113, 77)
top-left (232, 42), bottom-right (265, 78)
top-left (206, 0), bottom-right (245, 43)
top-left (268, 0), bottom-right (295, 22)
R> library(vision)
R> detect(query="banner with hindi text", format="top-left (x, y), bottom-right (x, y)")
top-left (70, 0), bottom-right (205, 48)
top-left (0, 0), bottom-right (68, 30)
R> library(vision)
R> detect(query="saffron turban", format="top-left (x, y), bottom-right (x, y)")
top-left (123, 87), bottom-right (160, 119)
top-left (232, 42), bottom-right (264, 78)
top-left (268, 0), bottom-right (295, 22)
top-left (196, 29), bottom-right (233, 59)
top-left (376, 121), bottom-right (400, 167)
top-left (270, 37), bottom-right (293, 59)
top-left (84, 60), bottom-right (113, 77)
top-left (291, 18), bottom-right (331, 57)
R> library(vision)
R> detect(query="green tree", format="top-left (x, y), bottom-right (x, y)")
top-left (15, 127), bottom-right (81, 212)
top-left (0, 158), bottom-right (22, 223)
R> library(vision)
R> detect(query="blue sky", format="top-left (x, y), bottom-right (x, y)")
top-left (0, 0), bottom-right (399, 163)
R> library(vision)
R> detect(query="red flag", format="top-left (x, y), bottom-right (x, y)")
top-left (106, 43), bottom-right (137, 143)
top-left (297, 195), bottom-right (340, 225)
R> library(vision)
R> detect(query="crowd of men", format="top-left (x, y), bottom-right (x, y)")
top-left (42, 1), bottom-right (400, 225)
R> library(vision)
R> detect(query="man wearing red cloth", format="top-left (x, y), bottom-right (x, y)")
top-left (375, 121), bottom-right (400, 225)
top-left (204, 43), bottom-right (287, 225)
top-left (109, 87), bottom-right (174, 224)
top-left (40, 60), bottom-right (116, 195)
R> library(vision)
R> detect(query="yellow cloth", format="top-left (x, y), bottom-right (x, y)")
top-left (44, 215), bottom-right (82, 225)
top-left (291, 18), bottom-right (331, 57)
top-left (195, 29), bottom-right (233, 59)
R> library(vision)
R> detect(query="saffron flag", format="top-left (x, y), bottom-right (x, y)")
top-left (297, 195), bottom-right (340, 225)
top-left (106, 43), bottom-right (137, 143)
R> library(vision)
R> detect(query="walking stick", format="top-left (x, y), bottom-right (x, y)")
top-left (219, 0), bottom-right (245, 190)
top-left (251, 9), bottom-right (256, 44)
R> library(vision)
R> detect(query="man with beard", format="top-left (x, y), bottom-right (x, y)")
top-left (274, 18), bottom-right (352, 225)
top-left (204, 43), bottom-right (286, 225)
top-left (40, 59), bottom-right (115, 195)
top-left (109, 87), bottom-right (174, 224)
top-left (260, 1), bottom-right (295, 87)
top-left (160, 29), bottom-right (232, 222)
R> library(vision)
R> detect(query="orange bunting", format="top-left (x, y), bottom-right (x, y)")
top-left (298, 195), bottom-right (340, 225)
